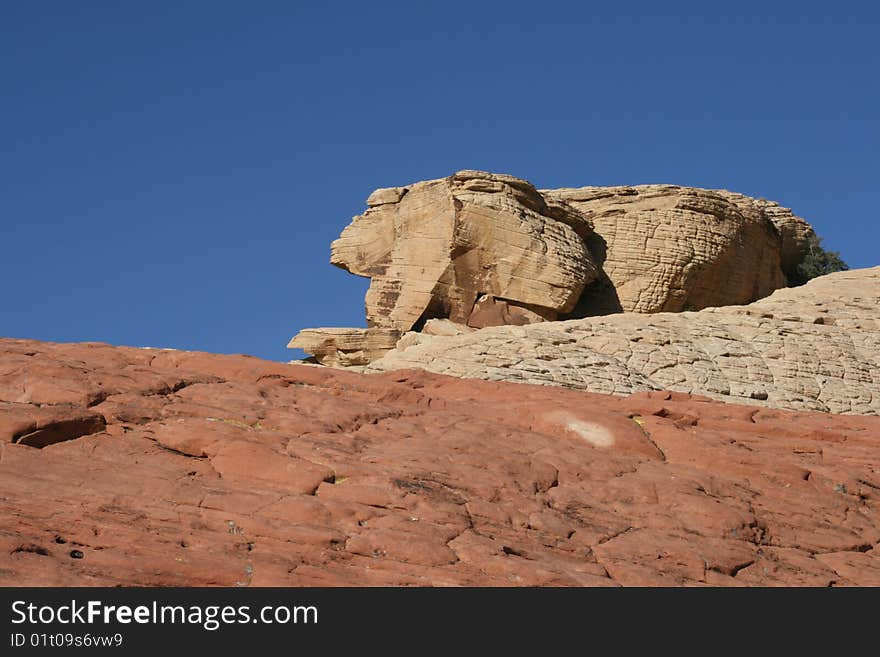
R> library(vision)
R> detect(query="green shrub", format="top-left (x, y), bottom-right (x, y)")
top-left (789, 236), bottom-right (849, 286)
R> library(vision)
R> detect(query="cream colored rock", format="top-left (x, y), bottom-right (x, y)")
top-left (287, 328), bottom-right (401, 368)
top-left (330, 170), bottom-right (599, 332)
top-left (365, 268), bottom-right (880, 415)
top-left (543, 184), bottom-right (809, 314)
top-left (421, 319), bottom-right (476, 337)
top-left (293, 172), bottom-right (827, 372)
top-left (366, 186), bottom-right (407, 206)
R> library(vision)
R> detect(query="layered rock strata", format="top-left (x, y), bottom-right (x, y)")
top-left (330, 170), bottom-right (599, 332)
top-left (288, 328), bottom-right (401, 367)
top-left (292, 172), bottom-right (819, 366)
top-left (544, 184), bottom-right (816, 314)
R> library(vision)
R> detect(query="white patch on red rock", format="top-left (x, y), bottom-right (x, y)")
top-left (549, 412), bottom-right (615, 447)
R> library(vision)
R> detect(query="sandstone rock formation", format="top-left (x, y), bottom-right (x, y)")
top-left (287, 328), bottom-right (401, 367)
top-left (544, 184), bottom-right (815, 314)
top-left (331, 170), bottom-right (599, 332)
top-left (291, 172), bottom-right (819, 365)
top-left (366, 267), bottom-right (880, 415)
top-left (2, 337), bottom-right (879, 586)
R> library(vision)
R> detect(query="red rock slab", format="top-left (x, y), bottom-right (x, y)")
top-left (0, 401), bottom-right (106, 448)
top-left (0, 337), bottom-right (878, 586)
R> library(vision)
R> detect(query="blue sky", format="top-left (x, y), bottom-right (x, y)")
top-left (3, 2), bottom-right (878, 361)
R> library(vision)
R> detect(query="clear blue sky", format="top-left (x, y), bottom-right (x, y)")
top-left (3, 2), bottom-right (877, 361)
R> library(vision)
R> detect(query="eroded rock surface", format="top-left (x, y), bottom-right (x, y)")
top-left (545, 184), bottom-right (814, 314)
top-left (292, 172), bottom-right (820, 365)
top-left (367, 267), bottom-right (880, 415)
top-left (287, 328), bottom-right (402, 367)
top-left (331, 170), bottom-right (598, 332)
top-left (1, 337), bottom-right (879, 586)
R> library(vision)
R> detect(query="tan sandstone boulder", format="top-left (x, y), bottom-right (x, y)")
top-left (291, 172), bottom-right (822, 367)
top-left (288, 328), bottom-right (402, 367)
top-left (544, 184), bottom-right (814, 314)
top-left (329, 170), bottom-right (599, 331)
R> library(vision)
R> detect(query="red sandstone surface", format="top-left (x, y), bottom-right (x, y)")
top-left (1, 337), bottom-right (878, 586)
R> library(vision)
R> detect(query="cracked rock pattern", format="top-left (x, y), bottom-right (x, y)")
top-left (1, 337), bottom-right (879, 586)
top-left (292, 173), bottom-right (819, 365)
top-left (544, 184), bottom-right (814, 314)
top-left (330, 170), bottom-right (598, 332)
top-left (366, 267), bottom-right (880, 415)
